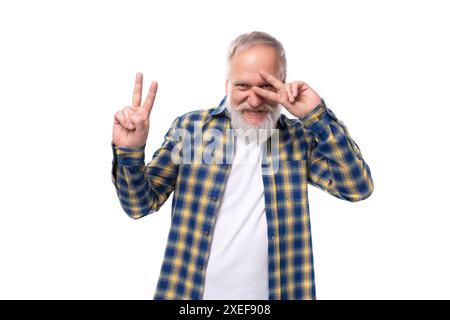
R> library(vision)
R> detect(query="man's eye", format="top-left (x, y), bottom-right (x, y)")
top-left (237, 84), bottom-right (249, 89)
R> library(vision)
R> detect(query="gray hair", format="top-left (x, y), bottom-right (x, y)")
top-left (226, 31), bottom-right (287, 81)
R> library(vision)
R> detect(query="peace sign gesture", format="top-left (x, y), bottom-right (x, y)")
top-left (112, 73), bottom-right (158, 148)
top-left (252, 70), bottom-right (322, 119)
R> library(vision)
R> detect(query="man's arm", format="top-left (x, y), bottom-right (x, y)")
top-left (302, 101), bottom-right (374, 201)
top-left (111, 72), bottom-right (183, 219)
top-left (111, 117), bottom-right (181, 219)
top-left (251, 70), bottom-right (373, 201)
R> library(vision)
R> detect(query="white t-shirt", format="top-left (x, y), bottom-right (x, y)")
top-left (202, 134), bottom-right (269, 300)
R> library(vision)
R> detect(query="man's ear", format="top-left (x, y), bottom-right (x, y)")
top-left (225, 79), bottom-right (229, 95)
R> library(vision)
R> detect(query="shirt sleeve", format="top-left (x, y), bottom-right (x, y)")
top-left (111, 117), bottom-right (182, 219)
top-left (301, 100), bottom-right (374, 202)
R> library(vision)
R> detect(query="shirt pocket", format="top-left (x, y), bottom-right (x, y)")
top-left (274, 159), bottom-right (308, 209)
top-left (173, 163), bottom-right (225, 213)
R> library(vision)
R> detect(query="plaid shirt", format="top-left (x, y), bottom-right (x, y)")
top-left (111, 97), bottom-right (373, 300)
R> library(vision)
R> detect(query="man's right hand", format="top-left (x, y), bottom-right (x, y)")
top-left (112, 73), bottom-right (158, 148)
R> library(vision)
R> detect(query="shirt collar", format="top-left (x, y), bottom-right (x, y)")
top-left (210, 95), bottom-right (229, 117)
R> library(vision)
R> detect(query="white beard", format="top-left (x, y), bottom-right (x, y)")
top-left (225, 96), bottom-right (281, 143)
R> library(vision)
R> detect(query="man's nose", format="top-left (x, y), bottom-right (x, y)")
top-left (247, 91), bottom-right (263, 108)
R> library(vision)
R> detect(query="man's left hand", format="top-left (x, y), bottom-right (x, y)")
top-left (253, 70), bottom-right (322, 119)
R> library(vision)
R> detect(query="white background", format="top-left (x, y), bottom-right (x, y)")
top-left (0, 0), bottom-right (449, 299)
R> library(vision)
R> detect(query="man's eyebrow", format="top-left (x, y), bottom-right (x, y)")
top-left (233, 81), bottom-right (273, 87)
top-left (232, 81), bottom-right (250, 85)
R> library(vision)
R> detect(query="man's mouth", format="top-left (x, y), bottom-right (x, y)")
top-left (246, 109), bottom-right (266, 113)
top-left (242, 109), bottom-right (268, 121)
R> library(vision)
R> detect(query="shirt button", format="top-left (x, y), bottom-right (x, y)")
top-left (199, 264), bottom-right (204, 271)
top-left (211, 195), bottom-right (217, 201)
top-left (204, 230), bottom-right (210, 236)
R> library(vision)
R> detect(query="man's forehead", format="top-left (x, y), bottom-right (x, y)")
top-left (229, 45), bottom-right (281, 79)
top-left (231, 70), bottom-right (262, 81)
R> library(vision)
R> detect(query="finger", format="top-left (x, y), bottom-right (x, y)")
top-left (258, 69), bottom-right (284, 90)
top-left (114, 110), bottom-right (134, 130)
top-left (252, 86), bottom-right (281, 104)
top-left (285, 84), bottom-right (295, 103)
top-left (279, 86), bottom-right (290, 104)
top-left (142, 81), bottom-right (158, 120)
top-left (292, 82), bottom-right (299, 98)
top-left (122, 106), bottom-right (135, 129)
top-left (132, 72), bottom-right (143, 108)
top-left (297, 81), bottom-right (309, 94)
top-left (129, 111), bottom-right (146, 131)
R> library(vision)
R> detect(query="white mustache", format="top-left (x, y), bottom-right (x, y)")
top-left (225, 96), bottom-right (281, 135)
top-left (234, 102), bottom-right (273, 113)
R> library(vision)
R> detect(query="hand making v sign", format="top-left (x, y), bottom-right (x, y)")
top-left (112, 73), bottom-right (158, 148)
top-left (252, 69), bottom-right (322, 119)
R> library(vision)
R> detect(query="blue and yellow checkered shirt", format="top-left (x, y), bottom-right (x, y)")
top-left (111, 97), bottom-right (373, 300)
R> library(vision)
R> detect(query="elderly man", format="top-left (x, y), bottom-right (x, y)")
top-left (111, 31), bottom-right (373, 300)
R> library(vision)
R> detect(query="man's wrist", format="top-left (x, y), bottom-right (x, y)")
top-left (112, 142), bottom-right (145, 166)
top-left (296, 97), bottom-right (323, 119)
top-left (112, 141), bottom-right (146, 151)
top-left (299, 99), bottom-right (326, 126)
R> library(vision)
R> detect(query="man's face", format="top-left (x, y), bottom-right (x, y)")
top-left (226, 45), bottom-right (282, 128)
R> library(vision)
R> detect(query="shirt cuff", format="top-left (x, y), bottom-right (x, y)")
top-left (111, 142), bottom-right (145, 166)
top-left (299, 99), bottom-right (338, 140)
